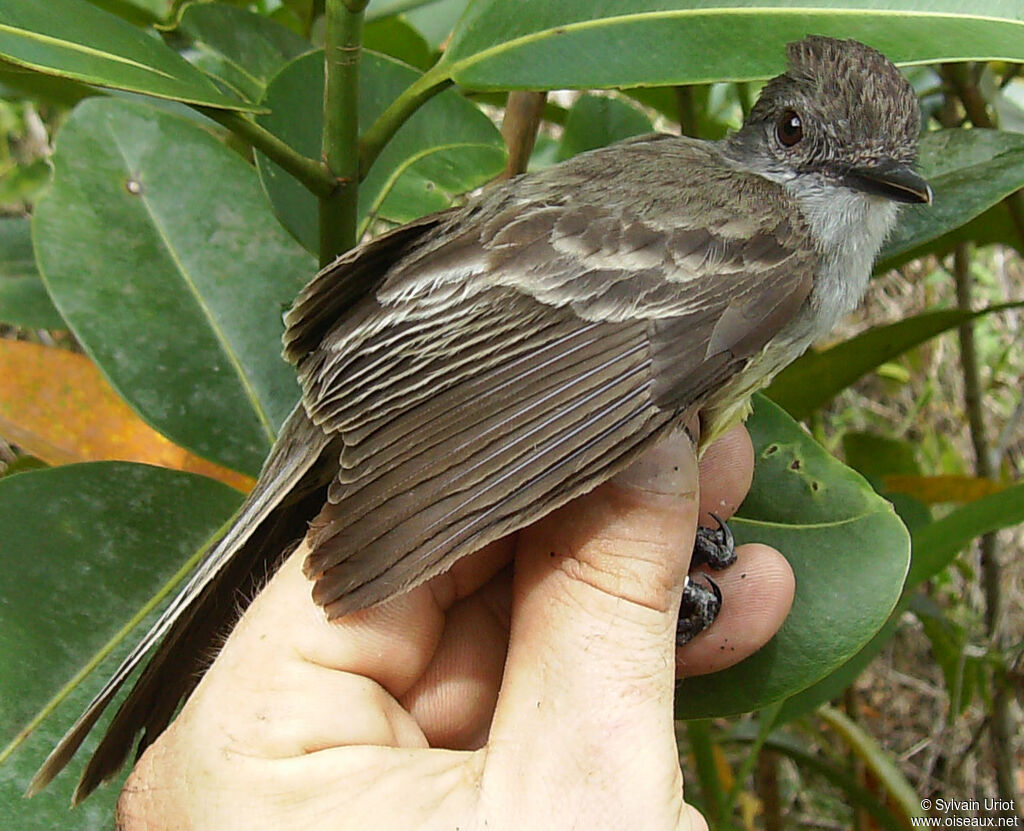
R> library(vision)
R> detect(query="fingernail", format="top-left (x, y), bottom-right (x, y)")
top-left (612, 432), bottom-right (698, 496)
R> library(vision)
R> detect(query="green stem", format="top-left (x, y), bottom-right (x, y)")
top-left (199, 108), bottom-right (335, 197)
top-left (359, 66), bottom-right (453, 179)
top-left (320, 0), bottom-right (370, 266)
top-left (687, 720), bottom-right (726, 824)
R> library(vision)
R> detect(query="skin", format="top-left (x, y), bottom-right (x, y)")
top-left (115, 425), bottom-right (794, 830)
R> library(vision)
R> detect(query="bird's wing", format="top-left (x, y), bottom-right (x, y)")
top-left (286, 136), bottom-right (819, 616)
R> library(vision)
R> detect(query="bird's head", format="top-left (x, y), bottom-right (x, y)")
top-left (728, 36), bottom-right (932, 206)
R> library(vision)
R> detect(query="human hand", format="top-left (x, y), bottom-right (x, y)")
top-left (116, 426), bottom-right (794, 830)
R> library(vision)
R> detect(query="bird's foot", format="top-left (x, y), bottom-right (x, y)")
top-left (690, 512), bottom-right (736, 570)
top-left (676, 514), bottom-right (737, 645)
top-left (676, 574), bottom-right (722, 645)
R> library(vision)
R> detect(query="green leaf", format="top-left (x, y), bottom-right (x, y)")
top-left (33, 97), bottom-right (313, 476)
top-left (0, 0), bottom-right (253, 108)
top-left (366, 0), bottom-right (457, 21)
top-left (363, 15), bottom-right (433, 71)
top-left (400, 0), bottom-right (471, 49)
top-left (675, 396), bottom-right (910, 718)
top-left (0, 217), bottom-right (64, 329)
top-left (441, 2), bottom-right (1024, 91)
top-left (841, 432), bottom-right (932, 534)
top-left (0, 462), bottom-right (240, 823)
top-left (881, 129), bottom-right (1024, 265)
top-left (841, 432), bottom-right (920, 478)
top-left (766, 302), bottom-right (1024, 420)
top-left (883, 201), bottom-right (1022, 272)
top-left (555, 94), bottom-right (653, 161)
top-left (256, 49), bottom-right (505, 253)
top-left (626, 83), bottom-right (741, 140)
top-left (176, 2), bottom-right (313, 102)
top-left (0, 62), bottom-right (97, 107)
top-left (87, 0), bottom-right (167, 27)
top-left (773, 612), bottom-right (900, 723)
top-left (775, 481), bottom-right (1024, 721)
top-left (909, 480), bottom-right (1024, 587)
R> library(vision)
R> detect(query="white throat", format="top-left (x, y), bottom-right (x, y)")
top-left (786, 178), bottom-right (899, 337)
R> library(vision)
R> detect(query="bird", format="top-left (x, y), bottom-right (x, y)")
top-left (30, 35), bottom-right (931, 803)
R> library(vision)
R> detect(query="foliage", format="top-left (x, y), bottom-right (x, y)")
top-left (0, 0), bottom-right (1022, 826)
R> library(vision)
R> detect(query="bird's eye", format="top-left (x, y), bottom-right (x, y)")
top-left (776, 110), bottom-right (803, 147)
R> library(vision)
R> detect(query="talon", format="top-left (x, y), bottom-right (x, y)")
top-left (703, 573), bottom-right (722, 607)
top-left (708, 512), bottom-right (733, 556)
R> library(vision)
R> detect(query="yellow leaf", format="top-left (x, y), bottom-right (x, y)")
top-left (0, 340), bottom-right (254, 492)
top-left (882, 473), bottom-right (1005, 505)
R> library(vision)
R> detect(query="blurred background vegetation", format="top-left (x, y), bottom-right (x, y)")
top-left (0, 1), bottom-right (1022, 828)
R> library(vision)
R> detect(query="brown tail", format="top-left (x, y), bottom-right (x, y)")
top-left (28, 404), bottom-right (333, 803)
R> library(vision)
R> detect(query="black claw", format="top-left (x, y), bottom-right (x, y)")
top-left (691, 512), bottom-right (737, 571)
top-left (676, 574), bottom-right (722, 645)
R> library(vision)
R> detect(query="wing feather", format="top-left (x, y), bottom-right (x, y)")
top-left (284, 134), bottom-right (820, 617)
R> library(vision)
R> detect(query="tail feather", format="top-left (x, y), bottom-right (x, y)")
top-left (27, 404), bottom-right (332, 802)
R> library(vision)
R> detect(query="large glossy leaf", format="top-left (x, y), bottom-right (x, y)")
top-left (363, 16), bottom-right (434, 71)
top-left (34, 97), bottom-right (314, 476)
top-left (883, 202), bottom-right (1022, 272)
top-left (0, 63), bottom-right (97, 107)
top-left (0, 0), bottom-right (250, 108)
top-left (88, 0), bottom-right (166, 27)
top-left (256, 49), bottom-right (505, 253)
top-left (774, 612), bottom-right (900, 723)
top-left (176, 2), bottom-right (313, 102)
top-left (0, 339), bottom-right (254, 490)
top-left (0, 217), bottom-right (64, 329)
top-left (0, 462), bottom-right (241, 824)
top-left (440, 2), bottom-right (1024, 90)
top-left (766, 302), bottom-right (1024, 420)
top-left (675, 396), bottom-right (910, 719)
top-left (401, 0), bottom-right (472, 49)
top-left (555, 93), bottom-right (653, 161)
top-left (880, 129), bottom-right (1024, 265)
top-left (775, 479), bottom-right (1024, 723)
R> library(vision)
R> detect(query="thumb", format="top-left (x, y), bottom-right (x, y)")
top-left (485, 432), bottom-right (699, 826)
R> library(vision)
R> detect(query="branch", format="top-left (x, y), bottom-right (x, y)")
top-left (499, 91), bottom-right (547, 179)
top-left (198, 108), bottom-right (335, 197)
top-left (358, 67), bottom-right (452, 179)
top-left (319, 0), bottom-right (370, 266)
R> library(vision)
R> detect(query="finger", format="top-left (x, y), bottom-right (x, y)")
top-left (697, 424), bottom-right (754, 524)
top-left (266, 535), bottom-right (513, 697)
top-left (400, 567), bottom-right (512, 749)
top-left (675, 543), bottom-right (795, 677)
top-left (486, 432), bottom-right (699, 821)
top-left (181, 533), bottom-right (516, 758)
top-left (179, 550), bottom-right (433, 756)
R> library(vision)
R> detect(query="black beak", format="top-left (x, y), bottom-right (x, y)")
top-left (843, 158), bottom-right (933, 205)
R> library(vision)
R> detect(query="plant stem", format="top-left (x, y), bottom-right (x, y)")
top-left (952, 244), bottom-right (1018, 818)
top-left (320, 0), bottom-right (370, 266)
top-left (199, 108), bottom-right (335, 197)
top-left (674, 85), bottom-right (697, 137)
top-left (687, 720), bottom-right (726, 824)
top-left (943, 70), bottom-right (1021, 820)
top-left (499, 91), bottom-right (546, 179)
top-left (358, 66), bottom-right (452, 179)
